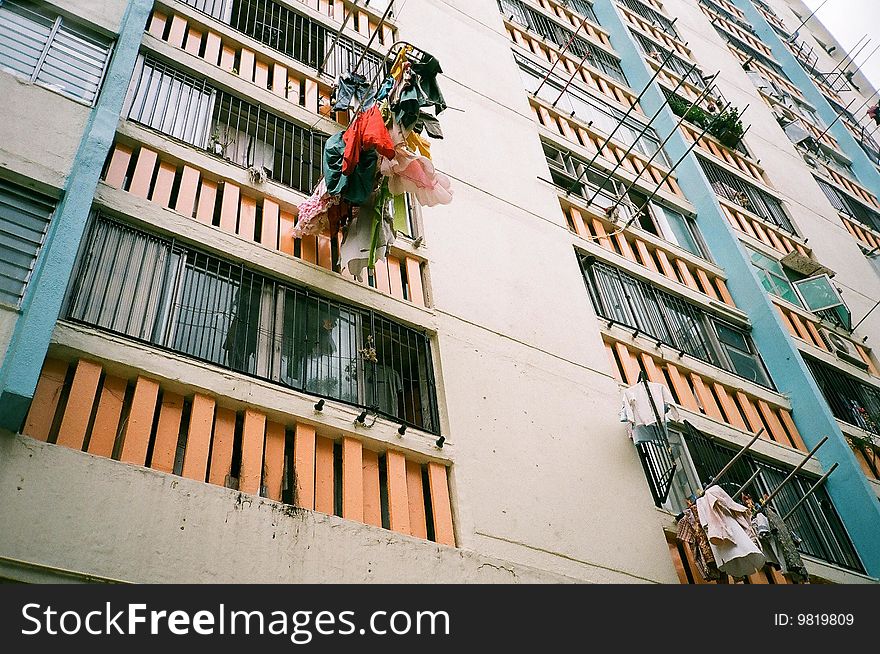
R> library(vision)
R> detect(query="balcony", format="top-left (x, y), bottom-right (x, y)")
top-left (805, 356), bottom-right (880, 439)
top-left (619, 8), bottom-right (691, 64)
top-left (66, 215), bottom-right (440, 433)
top-left (816, 176), bottom-right (880, 238)
top-left (616, 0), bottom-right (679, 38)
top-left (498, 0), bottom-right (615, 60)
top-left (629, 29), bottom-right (705, 90)
top-left (22, 354), bottom-right (454, 544)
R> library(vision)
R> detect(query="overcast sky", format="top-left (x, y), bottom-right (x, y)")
top-left (802, 0), bottom-right (880, 91)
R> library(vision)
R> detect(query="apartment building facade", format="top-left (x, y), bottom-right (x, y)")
top-left (0, 0), bottom-right (878, 584)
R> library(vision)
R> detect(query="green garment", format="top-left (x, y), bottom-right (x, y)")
top-left (393, 54), bottom-right (447, 130)
top-left (323, 131), bottom-right (379, 206)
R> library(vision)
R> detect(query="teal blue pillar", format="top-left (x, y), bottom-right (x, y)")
top-left (591, 0), bottom-right (880, 575)
top-left (0, 0), bottom-right (153, 430)
top-left (729, 0), bottom-right (880, 202)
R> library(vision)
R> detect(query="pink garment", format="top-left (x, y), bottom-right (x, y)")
top-left (697, 486), bottom-right (766, 578)
top-left (380, 122), bottom-right (453, 207)
top-left (292, 179), bottom-right (339, 238)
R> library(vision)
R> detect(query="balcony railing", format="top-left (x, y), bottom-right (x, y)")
top-left (66, 216), bottom-right (440, 433)
top-left (805, 356), bottom-right (880, 437)
top-left (699, 157), bottom-right (796, 234)
top-left (617, 0), bottom-right (678, 37)
top-left (178, 0), bottom-right (385, 80)
top-left (582, 257), bottom-right (774, 388)
top-left (630, 30), bottom-right (705, 89)
top-left (816, 177), bottom-right (880, 233)
top-left (126, 55), bottom-right (326, 196)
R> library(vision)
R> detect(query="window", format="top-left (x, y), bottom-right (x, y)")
top-left (793, 275), bottom-right (851, 330)
top-left (0, 178), bottom-right (55, 306)
top-left (67, 216), bottom-right (440, 432)
top-left (805, 356), bottom-right (880, 436)
top-left (747, 246), bottom-right (803, 306)
top-left (580, 256), bottom-right (774, 387)
top-left (816, 177), bottom-right (880, 233)
top-left (0, 0), bottom-right (113, 105)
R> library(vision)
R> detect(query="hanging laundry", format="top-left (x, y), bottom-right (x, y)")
top-left (411, 54), bottom-right (447, 115)
top-left (332, 71), bottom-right (374, 112)
top-left (618, 381), bottom-right (680, 444)
top-left (696, 486), bottom-right (766, 578)
top-left (380, 119), bottom-right (452, 207)
top-left (292, 178), bottom-right (341, 238)
top-left (340, 201), bottom-right (395, 281)
top-left (342, 105), bottom-right (396, 176)
top-left (414, 112), bottom-right (444, 139)
top-left (677, 502), bottom-right (722, 581)
top-left (390, 54), bottom-right (447, 131)
top-left (757, 506), bottom-right (809, 583)
top-left (324, 131), bottom-right (380, 206)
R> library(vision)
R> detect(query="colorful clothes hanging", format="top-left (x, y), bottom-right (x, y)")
top-left (380, 120), bottom-right (452, 207)
top-left (342, 105), bottom-right (396, 175)
top-left (292, 178), bottom-right (340, 238)
top-left (697, 486), bottom-right (766, 578)
top-left (677, 502), bottom-right (722, 581)
top-left (323, 131), bottom-right (380, 206)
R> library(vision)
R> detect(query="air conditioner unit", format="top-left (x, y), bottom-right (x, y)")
top-left (821, 328), bottom-right (870, 371)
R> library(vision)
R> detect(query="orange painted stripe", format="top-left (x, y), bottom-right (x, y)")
top-left (129, 147), bottom-right (158, 199)
top-left (675, 259), bottom-right (699, 290)
top-left (666, 363), bottom-right (699, 412)
top-left (765, 227), bottom-right (786, 253)
top-left (167, 15), bottom-right (187, 48)
top-left (55, 359), bottom-right (102, 451)
top-left (220, 45), bottom-right (235, 72)
top-left (405, 257), bottom-right (425, 306)
top-left (427, 462), bottom-right (455, 546)
top-left (342, 436), bottom-right (364, 522)
top-left (690, 373), bottom-right (724, 421)
top-left (605, 342), bottom-right (622, 383)
top-left (388, 257), bottom-right (405, 299)
top-left (568, 205), bottom-right (589, 238)
top-left (119, 376), bottom-right (159, 466)
top-left (279, 210), bottom-right (296, 255)
top-left (634, 239), bottom-right (659, 272)
top-left (315, 435), bottom-right (335, 515)
top-left (238, 194), bottom-right (256, 240)
top-left (151, 161), bottom-right (176, 208)
top-left (654, 249), bottom-right (678, 280)
top-left (386, 450), bottom-right (411, 535)
top-left (852, 447), bottom-right (877, 479)
top-left (238, 48), bottom-right (255, 81)
top-left (272, 63), bottom-right (288, 97)
top-left (88, 374), bottom-right (127, 457)
top-left (695, 268), bottom-right (720, 300)
top-left (240, 409), bottom-right (266, 495)
top-left (639, 352), bottom-right (665, 384)
top-left (259, 199), bottom-right (279, 249)
top-left (735, 392), bottom-right (766, 435)
top-left (757, 401), bottom-right (790, 447)
top-left (184, 27), bottom-right (202, 55)
top-left (147, 11), bottom-right (167, 39)
top-left (263, 420), bottom-right (286, 501)
top-left (317, 233), bottom-right (333, 269)
top-left (204, 31), bottom-right (221, 65)
top-left (181, 393), bottom-right (215, 482)
top-left (300, 235), bottom-right (317, 264)
top-left (305, 79), bottom-right (319, 113)
top-left (218, 183), bottom-right (240, 233)
top-left (775, 305), bottom-right (799, 338)
top-left (294, 423), bottom-right (316, 509)
top-left (362, 449), bottom-right (382, 527)
top-left (613, 342), bottom-right (640, 385)
top-left (104, 144), bottom-right (132, 189)
top-left (207, 406), bottom-right (236, 487)
top-left (591, 218), bottom-right (613, 250)
top-left (24, 359), bottom-right (69, 442)
top-left (787, 312), bottom-right (813, 343)
top-left (803, 319), bottom-right (828, 351)
top-left (254, 60), bottom-right (270, 89)
top-left (174, 165), bottom-right (200, 218)
top-left (855, 344), bottom-right (880, 377)
top-left (194, 178), bottom-right (217, 225)
top-left (667, 538), bottom-right (691, 584)
top-left (715, 278), bottom-right (736, 307)
top-left (150, 391), bottom-right (184, 473)
top-left (713, 383), bottom-right (748, 431)
top-left (406, 460), bottom-right (428, 539)
top-left (778, 409), bottom-right (808, 452)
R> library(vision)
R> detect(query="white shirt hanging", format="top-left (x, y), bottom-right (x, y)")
top-left (619, 381), bottom-right (680, 443)
top-left (697, 486), bottom-right (766, 578)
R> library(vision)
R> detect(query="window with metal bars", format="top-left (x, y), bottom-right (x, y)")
top-left (815, 177), bottom-right (880, 233)
top-left (629, 30), bottom-right (705, 90)
top-left (579, 256), bottom-right (774, 387)
top-left (698, 0), bottom-right (753, 34)
top-left (0, 0), bottom-right (113, 105)
top-left (712, 24), bottom-right (788, 79)
top-left (179, 0), bottom-right (385, 80)
top-left (804, 356), bottom-right (880, 436)
top-left (617, 0), bottom-right (679, 37)
top-left (559, 0), bottom-right (599, 23)
top-left (66, 216), bottom-right (440, 433)
top-left (125, 55), bottom-right (326, 196)
top-left (698, 157), bottom-right (796, 234)
top-left (498, 0), bottom-right (628, 84)
top-left (0, 178), bottom-right (55, 307)
top-left (680, 422), bottom-right (864, 572)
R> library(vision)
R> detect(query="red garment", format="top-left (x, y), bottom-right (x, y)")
top-left (342, 106), bottom-right (396, 175)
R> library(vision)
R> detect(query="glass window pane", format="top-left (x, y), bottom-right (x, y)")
top-left (793, 275), bottom-right (844, 312)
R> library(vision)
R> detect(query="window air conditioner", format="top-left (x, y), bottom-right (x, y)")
top-left (821, 328), bottom-right (870, 371)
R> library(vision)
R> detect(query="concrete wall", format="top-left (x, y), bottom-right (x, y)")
top-left (0, 307), bottom-right (17, 365)
top-left (0, 434), bottom-right (577, 583)
top-left (45, 0), bottom-right (127, 35)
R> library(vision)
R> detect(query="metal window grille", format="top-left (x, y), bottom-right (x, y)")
top-left (179, 0), bottom-right (384, 80)
top-left (126, 55), bottom-right (327, 196)
top-left (580, 256), bottom-right (774, 387)
top-left (683, 424), bottom-right (865, 572)
top-left (0, 178), bottom-right (55, 306)
top-left (617, 0), bottom-right (679, 37)
top-left (66, 215), bottom-right (441, 433)
top-left (0, 0), bottom-right (112, 105)
top-left (630, 30), bottom-right (706, 89)
top-left (712, 23), bottom-right (789, 79)
top-left (698, 157), bottom-right (796, 233)
top-left (498, 0), bottom-right (628, 84)
top-left (558, 0), bottom-right (600, 24)
top-left (815, 177), bottom-right (880, 232)
top-left (804, 356), bottom-right (880, 436)
top-left (698, 0), bottom-right (753, 34)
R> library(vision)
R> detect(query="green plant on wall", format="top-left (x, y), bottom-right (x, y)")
top-left (667, 94), bottom-right (746, 149)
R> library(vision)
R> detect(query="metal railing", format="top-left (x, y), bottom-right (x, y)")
top-left (712, 23), bottom-right (788, 79)
top-left (815, 176), bottom-right (880, 233)
top-left (179, 0), bottom-right (385, 80)
top-left (498, 0), bottom-right (628, 84)
top-left (699, 0), bottom-right (753, 35)
top-left (617, 0), bottom-right (679, 37)
top-left (126, 55), bottom-right (326, 196)
top-left (682, 425), bottom-right (864, 572)
top-left (66, 216), bottom-right (441, 433)
top-left (630, 30), bottom-right (706, 89)
top-left (581, 257), bottom-right (774, 387)
top-left (698, 157), bottom-right (796, 234)
top-left (805, 356), bottom-right (880, 436)
top-left (559, 0), bottom-right (600, 23)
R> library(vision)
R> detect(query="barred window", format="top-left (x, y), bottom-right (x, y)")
top-left (0, 178), bottom-right (55, 306)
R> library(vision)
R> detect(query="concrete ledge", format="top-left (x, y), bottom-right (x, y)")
top-left (0, 433), bottom-right (577, 583)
